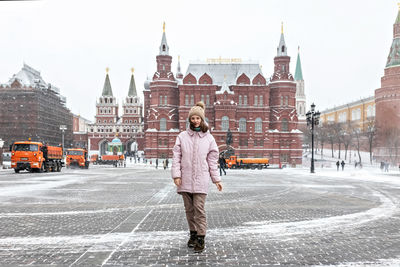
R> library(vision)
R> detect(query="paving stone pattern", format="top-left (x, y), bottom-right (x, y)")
top-left (0, 166), bottom-right (399, 266)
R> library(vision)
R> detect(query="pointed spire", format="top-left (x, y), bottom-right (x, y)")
top-left (177, 55), bottom-right (181, 73)
top-left (277, 22), bottom-right (287, 56)
top-left (102, 68), bottom-right (113, 96)
top-left (159, 22), bottom-right (169, 55)
top-left (295, 46), bottom-right (304, 81)
top-left (176, 55), bottom-right (183, 79)
top-left (128, 68), bottom-right (137, 96)
top-left (386, 5), bottom-right (400, 67)
top-left (396, 3), bottom-right (400, 23)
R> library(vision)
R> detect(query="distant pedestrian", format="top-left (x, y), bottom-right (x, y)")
top-left (166, 158), bottom-right (169, 169)
top-left (385, 162), bottom-right (389, 172)
top-left (336, 161), bottom-right (340, 171)
top-left (171, 101), bottom-right (222, 253)
top-left (341, 160), bottom-right (345, 171)
top-left (355, 161), bottom-right (357, 168)
top-left (130, 157), bottom-right (132, 163)
top-left (163, 159), bottom-right (167, 170)
top-left (380, 161), bottom-right (384, 171)
top-left (156, 158), bottom-right (158, 169)
top-left (219, 155), bottom-right (226, 176)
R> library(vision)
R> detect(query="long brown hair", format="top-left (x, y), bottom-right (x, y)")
top-left (189, 118), bottom-right (209, 133)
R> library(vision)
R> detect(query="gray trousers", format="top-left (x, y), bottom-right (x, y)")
top-left (181, 192), bottom-right (207, 236)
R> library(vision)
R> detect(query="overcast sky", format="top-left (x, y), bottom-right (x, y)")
top-left (0, 0), bottom-right (397, 121)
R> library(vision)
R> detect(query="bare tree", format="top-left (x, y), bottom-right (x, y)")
top-left (316, 125), bottom-right (328, 159)
top-left (365, 118), bottom-right (376, 164)
top-left (332, 123), bottom-right (343, 159)
top-left (342, 122), bottom-right (353, 161)
top-left (353, 128), bottom-right (362, 164)
top-left (324, 123), bottom-right (336, 158)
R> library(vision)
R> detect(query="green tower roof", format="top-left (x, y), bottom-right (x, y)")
top-left (294, 49), bottom-right (304, 81)
top-left (128, 72), bottom-right (137, 97)
top-left (102, 73), bottom-right (113, 96)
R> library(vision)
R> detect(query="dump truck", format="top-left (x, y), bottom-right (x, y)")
top-left (225, 155), bottom-right (269, 169)
top-left (11, 141), bottom-right (64, 173)
top-left (66, 148), bottom-right (89, 169)
top-left (93, 155), bottom-right (125, 167)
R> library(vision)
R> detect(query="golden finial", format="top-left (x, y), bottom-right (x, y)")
top-left (106, 67), bottom-right (109, 73)
top-left (260, 65), bottom-right (263, 69)
top-left (163, 22), bottom-right (165, 32)
top-left (131, 67), bottom-right (134, 74)
top-left (178, 55), bottom-right (180, 61)
top-left (298, 45), bottom-right (300, 52)
top-left (281, 22), bottom-right (284, 34)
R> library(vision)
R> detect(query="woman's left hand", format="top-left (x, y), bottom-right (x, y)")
top-left (215, 182), bottom-right (223, 191)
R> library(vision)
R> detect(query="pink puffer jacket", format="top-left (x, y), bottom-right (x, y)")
top-left (171, 128), bottom-right (221, 194)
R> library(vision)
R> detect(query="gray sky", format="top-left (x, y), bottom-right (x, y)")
top-left (0, 0), bottom-right (397, 121)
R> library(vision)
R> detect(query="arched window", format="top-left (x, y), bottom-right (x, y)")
top-left (160, 118), bottom-right (167, 131)
top-left (239, 118), bottom-right (247, 132)
top-left (164, 96), bottom-right (167, 105)
top-left (221, 116), bottom-right (229, 131)
top-left (239, 95), bottom-right (242, 105)
top-left (281, 96), bottom-right (284, 106)
top-left (282, 46), bottom-right (285, 53)
top-left (254, 95), bottom-right (258, 106)
top-left (285, 96), bottom-right (288, 106)
top-left (162, 45), bottom-right (166, 51)
top-left (160, 95), bottom-right (163, 105)
top-left (255, 118), bottom-right (262, 133)
top-left (282, 118), bottom-right (288, 131)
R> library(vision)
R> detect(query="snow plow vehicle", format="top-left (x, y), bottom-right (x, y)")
top-left (92, 155), bottom-right (125, 167)
top-left (11, 140), bottom-right (64, 173)
top-left (225, 155), bottom-right (269, 169)
top-left (66, 148), bottom-right (89, 169)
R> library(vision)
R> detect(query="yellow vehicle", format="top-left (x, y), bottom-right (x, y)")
top-left (225, 155), bottom-right (269, 169)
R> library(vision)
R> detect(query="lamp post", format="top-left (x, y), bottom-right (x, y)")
top-left (60, 125), bottom-right (67, 151)
top-left (306, 103), bottom-right (320, 173)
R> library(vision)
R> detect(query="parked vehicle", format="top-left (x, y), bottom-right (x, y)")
top-left (66, 148), bottom-right (89, 169)
top-left (90, 154), bottom-right (98, 165)
top-left (92, 154), bottom-right (125, 167)
top-left (11, 141), bottom-right (64, 173)
top-left (225, 155), bottom-right (269, 169)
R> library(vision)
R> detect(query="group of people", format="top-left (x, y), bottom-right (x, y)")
top-left (336, 160), bottom-right (345, 171)
top-left (380, 161), bottom-right (390, 172)
top-left (155, 158), bottom-right (169, 170)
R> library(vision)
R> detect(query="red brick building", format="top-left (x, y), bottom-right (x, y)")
top-left (375, 8), bottom-right (400, 162)
top-left (88, 69), bottom-right (144, 156)
top-left (144, 26), bottom-right (302, 165)
top-left (72, 114), bottom-right (91, 149)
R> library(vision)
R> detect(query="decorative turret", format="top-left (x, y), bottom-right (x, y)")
top-left (295, 46), bottom-right (306, 120)
top-left (271, 24), bottom-right (293, 82)
top-left (128, 68), bottom-right (137, 97)
top-left (277, 22), bottom-right (288, 56)
top-left (154, 22), bottom-right (174, 80)
top-left (159, 22), bottom-right (169, 55)
top-left (386, 4), bottom-right (400, 68)
top-left (102, 68), bottom-right (113, 96)
top-left (294, 47), bottom-right (304, 81)
top-left (176, 55), bottom-right (183, 80)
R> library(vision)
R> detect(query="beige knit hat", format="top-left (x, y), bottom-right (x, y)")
top-left (188, 101), bottom-right (205, 121)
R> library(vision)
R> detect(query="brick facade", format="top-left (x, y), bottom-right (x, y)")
top-left (144, 27), bottom-right (302, 165)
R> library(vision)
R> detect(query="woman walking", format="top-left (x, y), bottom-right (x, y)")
top-left (171, 101), bottom-right (223, 253)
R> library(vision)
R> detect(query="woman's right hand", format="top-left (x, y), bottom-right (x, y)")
top-left (173, 178), bottom-right (182, 186)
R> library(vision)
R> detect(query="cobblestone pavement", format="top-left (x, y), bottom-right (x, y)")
top-left (0, 165), bottom-right (399, 266)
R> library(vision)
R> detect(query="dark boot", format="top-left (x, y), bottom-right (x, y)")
top-left (187, 231), bottom-right (197, 248)
top-left (194, 235), bottom-right (205, 253)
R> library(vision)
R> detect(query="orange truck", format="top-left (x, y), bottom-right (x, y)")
top-left (11, 141), bottom-right (64, 173)
top-left (66, 148), bottom-right (89, 169)
top-left (93, 155), bottom-right (125, 167)
top-left (225, 155), bottom-right (269, 169)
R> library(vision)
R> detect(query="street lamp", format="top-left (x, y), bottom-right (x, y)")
top-left (306, 103), bottom-right (320, 173)
top-left (60, 125), bottom-right (67, 150)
